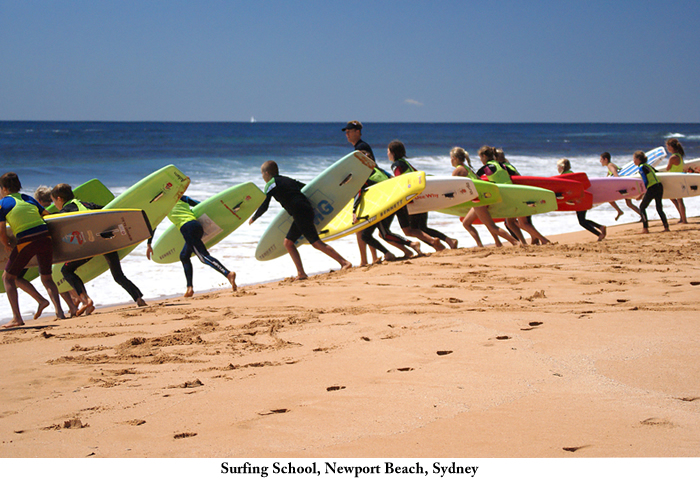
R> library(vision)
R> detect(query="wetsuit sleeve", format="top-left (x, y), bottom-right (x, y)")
top-left (391, 160), bottom-right (408, 177)
top-left (476, 165), bottom-right (492, 177)
top-left (180, 195), bottom-right (199, 207)
top-left (250, 192), bottom-right (272, 223)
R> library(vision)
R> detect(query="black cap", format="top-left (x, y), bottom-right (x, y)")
top-left (342, 120), bottom-right (363, 131)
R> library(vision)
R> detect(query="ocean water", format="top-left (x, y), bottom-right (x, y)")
top-left (2, 121), bottom-right (699, 321)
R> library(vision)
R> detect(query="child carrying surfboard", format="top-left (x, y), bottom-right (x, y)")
top-left (147, 195), bottom-right (237, 297)
top-left (0, 172), bottom-right (65, 327)
top-left (249, 160), bottom-right (351, 280)
top-left (634, 151), bottom-right (670, 235)
top-left (51, 184), bottom-right (148, 313)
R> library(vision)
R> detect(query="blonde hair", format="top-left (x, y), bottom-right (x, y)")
top-left (450, 147), bottom-right (472, 168)
top-left (557, 158), bottom-right (571, 171)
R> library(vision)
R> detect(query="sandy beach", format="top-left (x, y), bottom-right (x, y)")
top-left (1, 218), bottom-right (699, 458)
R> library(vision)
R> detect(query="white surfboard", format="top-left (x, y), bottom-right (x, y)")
top-left (406, 176), bottom-right (479, 215)
top-left (655, 172), bottom-right (700, 199)
top-left (255, 151), bottom-right (375, 261)
top-left (683, 158), bottom-right (700, 172)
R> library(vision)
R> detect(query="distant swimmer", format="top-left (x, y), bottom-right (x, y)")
top-left (249, 160), bottom-right (351, 280)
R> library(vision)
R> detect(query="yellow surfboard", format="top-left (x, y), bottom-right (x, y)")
top-left (319, 171), bottom-right (425, 242)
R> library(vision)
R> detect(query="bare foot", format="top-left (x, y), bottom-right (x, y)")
top-left (340, 260), bottom-right (352, 270)
top-left (136, 298), bottom-right (147, 307)
top-left (295, 274), bottom-right (308, 281)
top-left (76, 298), bottom-right (94, 316)
top-left (446, 237), bottom-right (458, 249)
top-left (384, 252), bottom-right (397, 261)
top-left (184, 287), bottom-right (194, 297)
top-left (56, 310), bottom-right (66, 320)
top-left (34, 299), bottom-right (50, 320)
top-left (410, 242), bottom-right (422, 256)
top-left (227, 271), bottom-right (237, 291)
top-left (432, 239), bottom-right (446, 251)
top-left (663, 227), bottom-right (671, 232)
top-left (640, 228), bottom-right (649, 234)
top-left (597, 225), bottom-right (607, 241)
top-left (2, 319), bottom-right (25, 329)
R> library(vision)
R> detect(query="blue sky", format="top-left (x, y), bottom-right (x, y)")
top-left (1, 0), bottom-right (698, 122)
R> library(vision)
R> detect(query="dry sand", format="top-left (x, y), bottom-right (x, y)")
top-left (1, 219), bottom-right (699, 458)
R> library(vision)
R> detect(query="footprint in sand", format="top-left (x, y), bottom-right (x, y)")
top-left (174, 432), bottom-right (197, 439)
top-left (388, 367), bottom-right (414, 372)
top-left (326, 386), bottom-right (346, 392)
top-left (258, 409), bottom-right (289, 416)
top-left (437, 350), bottom-right (453, 356)
top-left (562, 445), bottom-right (590, 452)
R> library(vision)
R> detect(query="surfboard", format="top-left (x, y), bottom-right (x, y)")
top-left (1, 209), bottom-right (152, 269)
top-left (683, 158), bottom-right (700, 172)
top-left (618, 146), bottom-right (667, 176)
top-left (510, 175), bottom-right (588, 211)
top-left (45, 179), bottom-right (115, 214)
top-left (655, 172), bottom-right (700, 199)
top-left (485, 184), bottom-right (558, 219)
top-left (51, 165), bottom-right (190, 292)
top-left (436, 179), bottom-right (502, 217)
top-left (255, 151), bottom-right (376, 261)
top-left (318, 171), bottom-right (425, 242)
top-left (406, 175), bottom-right (478, 215)
top-left (150, 182), bottom-right (265, 264)
top-left (1, 179), bottom-right (117, 294)
top-left (587, 177), bottom-right (646, 205)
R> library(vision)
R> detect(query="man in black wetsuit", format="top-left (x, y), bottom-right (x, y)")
top-left (249, 161), bottom-right (351, 280)
top-left (342, 120), bottom-right (374, 159)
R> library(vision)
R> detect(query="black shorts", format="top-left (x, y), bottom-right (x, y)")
top-left (395, 206), bottom-right (427, 230)
top-left (286, 205), bottom-right (320, 244)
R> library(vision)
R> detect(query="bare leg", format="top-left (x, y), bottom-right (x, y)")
top-left (2, 272), bottom-right (24, 328)
top-left (59, 292), bottom-right (79, 317)
top-left (474, 207), bottom-right (520, 246)
top-left (461, 208), bottom-right (484, 247)
top-left (671, 198), bottom-right (687, 224)
top-left (505, 218), bottom-right (527, 244)
top-left (39, 273), bottom-right (65, 319)
top-left (310, 240), bottom-right (351, 270)
top-left (516, 217), bottom-right (550, 244)
top-left (609, 201), bottom-right (624, 221)
top-left (284, 238), bottom-right (308, 279)
top-left (15, 276), bottom-right (50, 319)
top-left (356, 232), bottom-right (369, 266)
top-left (625, 198), bottom-right (641, 216)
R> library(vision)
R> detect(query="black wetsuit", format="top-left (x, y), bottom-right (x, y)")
top-left (252, 175), bottom-right (320, 244)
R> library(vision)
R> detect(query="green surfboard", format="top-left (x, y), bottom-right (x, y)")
top-left (150, 182), bottom-right (265, 264)
top-left (486, 184), bottom-right (557, 219)
top-left (437, 179), bottom-right (502, 216)
top-left (51, 165), bottom-right (190, 293)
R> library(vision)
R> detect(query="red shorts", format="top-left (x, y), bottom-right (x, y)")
top-left (5, 232), bottom-right (53, 276)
